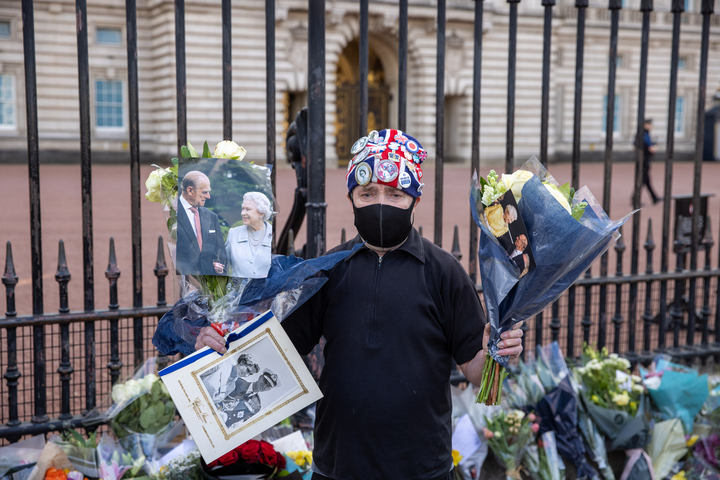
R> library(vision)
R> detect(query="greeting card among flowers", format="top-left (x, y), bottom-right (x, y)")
top-left (159, 311), bottom-right (322, 463)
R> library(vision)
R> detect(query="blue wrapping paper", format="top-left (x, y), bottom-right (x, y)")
top-left (153, 245), bottom-right (361, 356)
top-left (470, 159), bottom-right (633, 366)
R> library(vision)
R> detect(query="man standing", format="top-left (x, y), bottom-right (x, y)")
top-left (637, 119), bottom-right (661, 205)
top-left (195, 129), bottom-right (523, 479)
top-left (176, 170), bottom-right (227, 275)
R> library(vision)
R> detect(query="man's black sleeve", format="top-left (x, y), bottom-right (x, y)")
top-left (280, 285), bottom-right (325, 355)
top-left (440, 257), bottom-right (487, 366)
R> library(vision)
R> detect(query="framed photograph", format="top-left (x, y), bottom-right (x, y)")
top-left (175, 157), bottom-right (275, 279)
top-left (479, 193), bottom-right (536, 278)
top-left (159, 311), bottom-right (323, 463)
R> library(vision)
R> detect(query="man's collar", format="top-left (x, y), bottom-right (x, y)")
top-left (346, 227), bottom-right (425, 264)
top-left (179, 195), bottom-right (191, 210)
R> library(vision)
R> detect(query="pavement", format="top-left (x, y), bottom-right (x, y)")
top-left (1, 158), bottom-right (718, 317)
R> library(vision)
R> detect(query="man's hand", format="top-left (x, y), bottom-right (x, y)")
top-left (461, 322), bottom-right (524, 387)
top-left (196, 325), bottom-right (227, 354)
top-left (483, 322), bottom-right (524, 361)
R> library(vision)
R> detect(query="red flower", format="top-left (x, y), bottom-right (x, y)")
top-left (239, 440), bottom-right (262, 464)
top-left (259, 441), bottom-right (276, 464)
top-left (275, 451), bottom-right (287, 470)
top-left (208, 450), bottom-right (240, 467)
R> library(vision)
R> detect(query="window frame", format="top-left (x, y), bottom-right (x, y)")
top-left (92, 78), bottom-right (127, 135)
top-left (0, 74), bottom-right (17, 130)
top-left (674, 95), bottom-right (686, 138)
top-left (601, 93), bottom-right (623, 138)
top-left (95, 26), bottom-right (123, 46)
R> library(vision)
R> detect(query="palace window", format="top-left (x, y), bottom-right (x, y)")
top-left (97, 27), bottom-right (122, 45)
top-left (0, 75), bottom-right (15, 127)
top-left (675, 96), bottom-right (685, 136)
top-left (95, 79), bottom-right (124, 129)
top-left (601, 94), bottom-right (621, 134)
top-left (0, 20), bottom-right (10, 39)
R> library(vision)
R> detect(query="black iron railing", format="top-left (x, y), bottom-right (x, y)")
top-left (1, 0), bottom-right (718, 442)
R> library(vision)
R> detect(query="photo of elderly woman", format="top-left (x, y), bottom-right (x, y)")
top-left (225, 192), bottom-right (273, 279)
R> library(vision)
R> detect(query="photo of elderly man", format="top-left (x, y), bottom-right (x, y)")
top-left (199, 353), bottom-right (261, 404)
top-left (225, 192), bottom-right (273, 278)
top-left (176, 170), bottom-right (228, 275)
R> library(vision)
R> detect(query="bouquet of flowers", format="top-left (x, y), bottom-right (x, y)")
top-left (202, 440), bottom-right (287, 478)
top-left (50, 430), bottom-right (100, 478)
top-left (83, 358), bottom-right (177, 460)
top-left (576, 345), bottom-right (652, 480)
top-left (482, 409), bottom-right (539, 480)
top-left (471, 157), bottom-right (631, 405)
top-left (641, 355), bottom-right (709, 433)
top-left (577, 406), bottom-right (615, 480)
top-left (521, 431), bottom-right (564, 480)
top-left (575, 345), bottom-right (644, 417)
top-left (647, 418), bottom-right (689, 479)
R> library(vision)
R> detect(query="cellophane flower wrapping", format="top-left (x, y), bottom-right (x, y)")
top-left (0, 435), bottom-right (44, 478)
top-left (522, 431), bottom-right (563, 480)
top-left (641, 355), bottom-right (709, 433)
top-left (82, 357), bottom-right (178, 459)
top-left (470, 157), bottom-right (630, 369)
top-left (483, 410), bottom-right (538, 480)
top-left (647, 418), bottom-right (689, 479)
top-left (470, 158), bottom-right (632, 405)
top-left (153, 245), bottom-right (361, 356)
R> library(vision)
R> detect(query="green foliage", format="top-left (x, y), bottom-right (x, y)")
top-left (202, 141), bottom-right (211, 159)
top-left (575, 344), bottom-right (641, 416)
top-left (111, 381), bottom-right (175, 438)
top-left (62, 428), bottom-right (98, 448)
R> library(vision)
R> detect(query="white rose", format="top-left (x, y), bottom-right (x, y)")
top-left (141, 373), bottom-right (159, 393)
top-left (213, 140), bottom-right (247, 160)
top-left (145, 169), bottom-right (165, 203)
top-left (502, 170), bottom-right (534, 203)
top-left (124, 379), bottom-right (142, 399)
top-left (543, 183), bottom-right (572, 214)
top-left (111, 384), bottom-right (127, 404)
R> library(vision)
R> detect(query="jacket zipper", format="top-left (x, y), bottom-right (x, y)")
top-left (369, 255), bottom-right (382, 347)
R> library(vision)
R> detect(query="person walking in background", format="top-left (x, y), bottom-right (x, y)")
top-left (636, 118), bottom-right (662, 205)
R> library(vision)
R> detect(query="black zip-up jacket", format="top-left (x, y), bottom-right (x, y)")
top-left (282, 227), bottom-right (486, 480)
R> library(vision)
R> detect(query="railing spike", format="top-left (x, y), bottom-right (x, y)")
top-left (644, 218), bottom-right (655, 250)
top-left (287, 229), bottom-right (296, 257)
top-left (703, 216), bottom-right (713, 248)
top-left (418, 226), bottom-right (423, 238)
top-left (55, 240), bottom-right (70, 280)
top-left (154, 235), bottom-right (168, 277)
top-left (3, 241), bottom-right (18, 286)
top-left (451, 225), bottom-right (462, 261)
top-left (55, 240), bottom-right (71, 314)
top-left (154, 236), bottom-right (168, 307)
top-left (3, 241), bottom-right (18, 318)
top-left (105, 238), bottom-right (121, 310)
top-left (340, 227), bottom-right (346, 244)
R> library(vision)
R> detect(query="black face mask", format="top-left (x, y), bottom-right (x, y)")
top-left (352, 198), bottom-right (416, 249)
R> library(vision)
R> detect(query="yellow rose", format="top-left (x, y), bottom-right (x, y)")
top-left (145, 169), bottom-right (165, 203)
top-left (213, 140), bottom-right (247, 160)
top-left (543, 183), bottom-right (572, 214)
top-left (501, 170), bottom-right (534, 203)
top-left (687, 435), bottom-right (698, 447)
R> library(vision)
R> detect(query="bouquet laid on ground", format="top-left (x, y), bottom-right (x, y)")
top-left (521, 431), bottom-right (564, 480)
top-left (647, 418), bottom-right (689, 479)
top-left (641, 355), bottom-right (709, 433)
top-left (514, 343), bottom-right (599, 480)
top-left (576, 345), bottom-right (652, 480)
top-left (471, 157), bottom-right (632, 405)
top-left (83, 358), bottom-right (178, 460)
top-left (483, 409), bottom-right (540, 480)
top-left (49, 430), bottom-right (99, 478)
